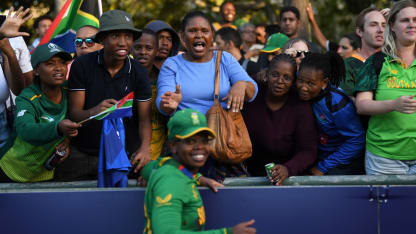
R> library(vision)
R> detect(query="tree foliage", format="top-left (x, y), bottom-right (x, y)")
top-left (0, 0), bottom-right (396, 45)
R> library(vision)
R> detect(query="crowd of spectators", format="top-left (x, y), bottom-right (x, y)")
top-left (2, 0), bottom-right (416, 232)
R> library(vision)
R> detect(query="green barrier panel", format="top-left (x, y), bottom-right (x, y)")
top-left (223, 175), bottom-right (416, 186)
top-left (1, 175), bottom-right (416, 191)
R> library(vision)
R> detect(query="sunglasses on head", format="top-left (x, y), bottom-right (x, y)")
top-left (74, 38), bottom-right (95, 47)
top-left (295, 50), bottom-right (309, 58)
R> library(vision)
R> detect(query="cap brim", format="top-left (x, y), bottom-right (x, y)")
top-left (31, 51), bottom-right (72, 68)
top-left (175, 127), bottom-right (217, 139)
top-left (93, 26), bottom-right (142, 42)
top-left (260, 47), bottom-right (281, 53)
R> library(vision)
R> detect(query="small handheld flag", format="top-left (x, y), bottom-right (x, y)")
top-left (78, 92), bottom-right (134, 125)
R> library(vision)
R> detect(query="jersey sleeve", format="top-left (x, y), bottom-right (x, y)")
top-left (353, 55), bottom-right (379, 95)
top-left (156, 58), bottom-right (178, 115)
top-left (316, 101), bottom-right (365, 173)
top-left (14, 96), bottom-right (63, 146)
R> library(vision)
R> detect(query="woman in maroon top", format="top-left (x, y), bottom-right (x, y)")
top-left (243, 54), bottom-right (317, 185)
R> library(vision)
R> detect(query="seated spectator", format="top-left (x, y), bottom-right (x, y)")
top-left (131, 28), bottom-right (168, 160)
top-left (142, 109), bottom-right (256, 234)
top-left (355, 1), bottom-right (416, 175)
top-left (0, 43), bottom-right (80, 182)
top-left (297, 52), bottom-right (365, 175)
top-left (283, 38), bottom-right (311, 70)
top-left (157, 11), bottom-right (258, 181)
top-left (243, 54), bottom-right (317, 184)
top-left (215, 27), bottom-right (260, 79)
top-left (74, 25), bottom-right (103, 57)
top-left (213, 1), bottom-right (237, 31)
top-left (145, 20), bottom-right (180, 70)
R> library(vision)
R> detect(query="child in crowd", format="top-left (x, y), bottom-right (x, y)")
top-left (296, 52), bottom-right (365, 175)
top-left (0, 43), bottom-right (80, 182)
top-left (132, 28), bottom-right (168, 160)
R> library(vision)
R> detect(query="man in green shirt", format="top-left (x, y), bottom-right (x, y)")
top-left (340, 7), bottom-right (386, 97)
top-left (143, 109), bottom-right (256, 234)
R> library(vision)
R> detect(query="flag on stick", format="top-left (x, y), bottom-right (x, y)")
top-left (79, 92), bottom-right (134, 124)
top-left (36, 0), bottom-right (99, 53)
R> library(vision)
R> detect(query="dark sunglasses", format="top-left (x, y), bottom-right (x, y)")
top-left (74, 38), bottom-right (95, 47)
top-left (295, 50), bottom-right (309, 58)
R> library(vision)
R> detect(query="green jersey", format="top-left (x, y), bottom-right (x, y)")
top-left (0, 81), bottom-right (67, 182)
top-left (355, 53), bottom-right (416, 160)
top-left (143, 157), bottom-right (232, 234)
top-left (339, 53), bottom-right (366, 96)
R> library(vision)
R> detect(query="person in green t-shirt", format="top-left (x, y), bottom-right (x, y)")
top-left (143, 109), bottom-right (256, 234)
top-left (355, 1), bottom-right (416, 175)
top-left (0, 43), bottom-right (80, 182)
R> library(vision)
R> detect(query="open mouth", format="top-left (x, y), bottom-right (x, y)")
top-left (193, 42), bottom-right (206, 53)
top-left (52, 73), bottom-right (65, 80)
top-left (191, 154), bottom-right (206, 163)
top-left (115, 49), bottom-right (128, 56)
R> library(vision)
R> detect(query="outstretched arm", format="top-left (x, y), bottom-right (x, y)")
top-left (306, 3), bottom-right (329, 50)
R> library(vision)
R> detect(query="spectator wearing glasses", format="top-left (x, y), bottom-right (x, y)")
top-left (75, 25), bottom-right (103, 57)
top-left (283, 38), bottom-right (311, 71)
top-left (239, 23), bottom-right (263, 62)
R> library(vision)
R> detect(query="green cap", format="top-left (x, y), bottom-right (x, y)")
top-left (94, 10), bottom-right (141, 42)
top-left (260, 33), bottom-right (289, 53)
top-left (167, 109), bottom-right (216, 140)
top-left (30, 43), bottom-right (72, 68)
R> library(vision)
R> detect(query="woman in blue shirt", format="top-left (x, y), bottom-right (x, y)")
top-left (156, 11), bottom-right (258, 116)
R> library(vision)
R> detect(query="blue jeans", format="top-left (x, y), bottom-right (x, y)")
top-left (365, 150), bottom-right (416, 175)
top-left (0, 109), bottom-right (10, 148)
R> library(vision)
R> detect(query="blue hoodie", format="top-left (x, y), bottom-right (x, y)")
top-left (312, 87), bottom-right (365, 173)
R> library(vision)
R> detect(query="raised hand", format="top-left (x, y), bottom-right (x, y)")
top-left (0, 7), bottom-right (32, 39)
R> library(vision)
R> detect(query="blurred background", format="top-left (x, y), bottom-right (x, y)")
top-left (0, 0), bottom-right (394, 46)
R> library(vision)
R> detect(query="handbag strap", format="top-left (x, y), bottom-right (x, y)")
top-left (214, 50), bottom-right (222, 100)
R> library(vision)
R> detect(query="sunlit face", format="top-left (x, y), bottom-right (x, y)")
top-left (357, 10), bottom-right (386, 50)
top-left (132, 33), bottom-right (157, 70)
top-left (337, 37), bottom-right (355, 59)
top-left (391, 7), bottom-right (416, 46)
top-left (102, 30), bottom-right (134, 61)
top-left (280, 11), bottom-right (300, 38)
top-left (221, 2), bottom-right (236, 23)
top-left (181, 16), bottom-right (213, 62)
top-left (156, 30), bottom-right (173, 60)
top-left (75, 26), bottom-right (103, 57)
top-left (170, 132), bottom-right (212, 172)
top-left (291, 41), bottom-right (309, 68)
top-left (267, 60), bottom-right (295, 97)
top-left (36, 56), bottom-right (68, 87)
top-left (256, 25), bottom-right (266, 44)
top-left (296, 67), bottom-right (328, 101)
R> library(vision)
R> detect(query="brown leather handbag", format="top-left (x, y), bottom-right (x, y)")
top-left (205, 51), bottom-right (252, 163)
